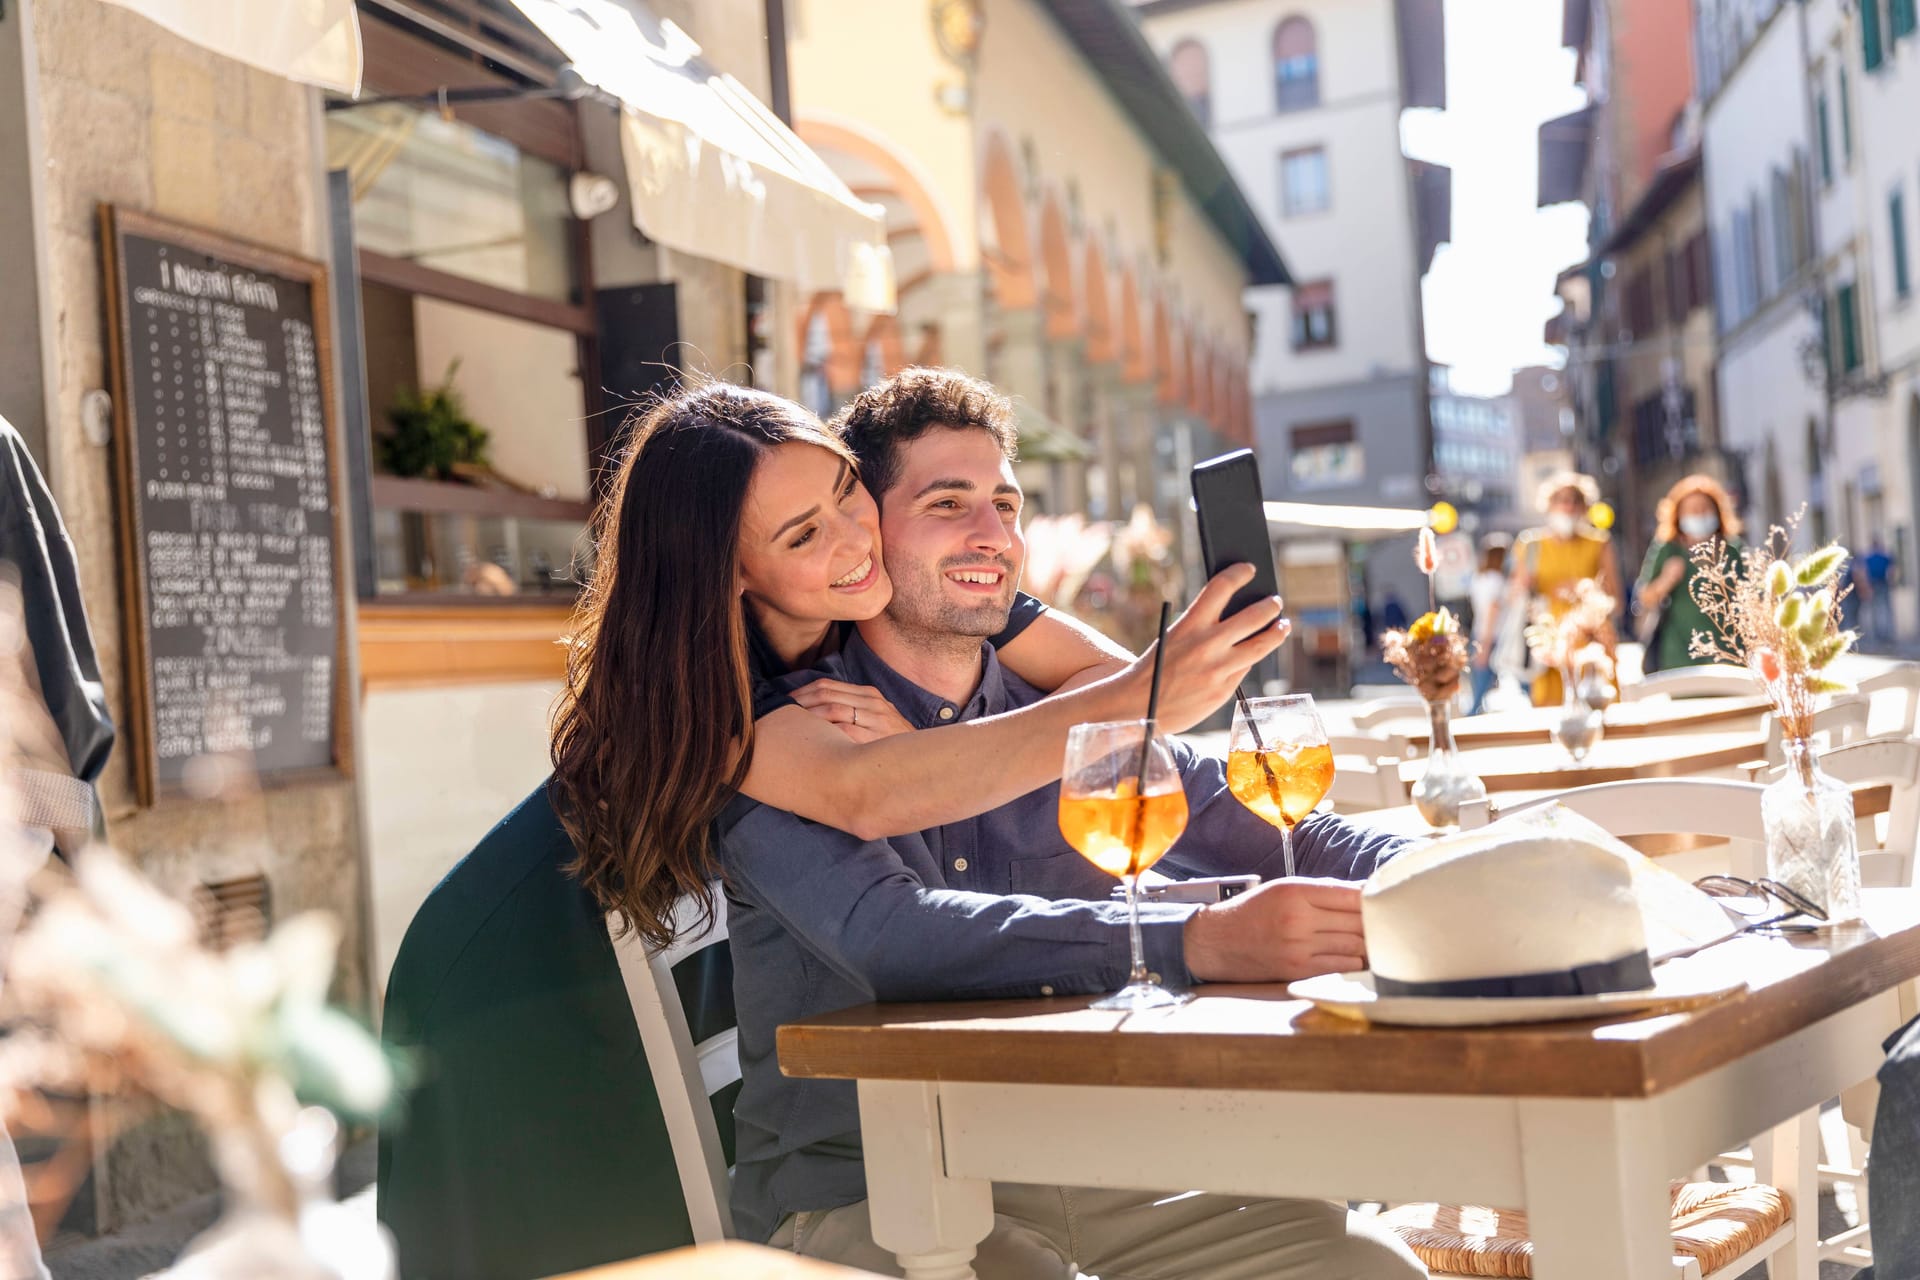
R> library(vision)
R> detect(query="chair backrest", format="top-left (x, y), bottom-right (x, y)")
top-left (1858, 663), bottom-right (1920, 738)
top-left (1330, 730), bottom-right (1413, 761)
top-left (1500, 777), bottom-right (1771, 843)
top-left (607, 892), bottom-right (739, 1243)
top-left (1352, 697), bottom-right (1427, 732)
top-left (1762, 693), bottom-right (1871, 764)
top-left (1817, 736), bottom-right (1920, 888)
top-left (1621, 664), bottom-right (1753, 702)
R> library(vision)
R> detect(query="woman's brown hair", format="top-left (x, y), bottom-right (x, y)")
top-left (1654, 473), bottom-right (1743, 544)
top-left (550, 383), bottom-right (853, 950)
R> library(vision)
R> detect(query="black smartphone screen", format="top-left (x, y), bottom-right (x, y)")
top-left (1191, 449), bottom-right (1281, 621)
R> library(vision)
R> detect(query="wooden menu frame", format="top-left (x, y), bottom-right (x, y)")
top-left (100, 205), bottom-right (354, 806)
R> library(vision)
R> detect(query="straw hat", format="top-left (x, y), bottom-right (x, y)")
top-left (1290, 808), bottom-right (1745, 1026)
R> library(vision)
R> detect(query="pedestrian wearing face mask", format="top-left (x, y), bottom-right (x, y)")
top-left (1499, 471), bottom-right (1622, 707)
top-left (1634, 474), bottom-right (1744, 675)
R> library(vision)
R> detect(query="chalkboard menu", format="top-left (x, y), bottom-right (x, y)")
top-left (102, 207), bottom-right (348, 804)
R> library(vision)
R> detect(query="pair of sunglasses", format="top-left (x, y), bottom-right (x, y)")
top-left (1692, 874), bottom-right (1828, 934)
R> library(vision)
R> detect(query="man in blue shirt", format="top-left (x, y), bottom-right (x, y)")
top-left (1860, 539), bottom-right (1896, 647)
top-left (718, 369), bottom-right (1424, 1279)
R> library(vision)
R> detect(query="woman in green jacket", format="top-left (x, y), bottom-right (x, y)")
top-left (1634, 473), bottom-right (1743, 673)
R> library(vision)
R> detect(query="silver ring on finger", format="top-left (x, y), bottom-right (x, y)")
top-left (851, 706), bottom-right (858, 727)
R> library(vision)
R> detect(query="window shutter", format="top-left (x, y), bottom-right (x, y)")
top-left (1894, 0), bottom-right (1917, 39)
top-left (1865, 0), bottom-right (1885, 70)
top-left (1893, 191), bottom-right (1912, 299)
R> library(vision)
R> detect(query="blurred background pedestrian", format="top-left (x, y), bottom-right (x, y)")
top-left (1468, 536), bottom-right (1511, 713)
top-left (1500, 472), bottom-right (1621, 706)
top-left (1634, 474), bottom-right (1744, 675)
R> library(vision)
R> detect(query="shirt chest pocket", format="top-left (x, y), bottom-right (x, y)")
top-left (1007, 851), bottom-right (1110, 901)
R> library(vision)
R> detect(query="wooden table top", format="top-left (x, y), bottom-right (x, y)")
top-left (1396, 696), bottom-right (1773, 751)
top-left (1397, 729), bottom-right (1771, 793)
top-left (549, 1241), bottom-right (881, 1279)
top-left (778, 891), bottom-right (1920, 1102)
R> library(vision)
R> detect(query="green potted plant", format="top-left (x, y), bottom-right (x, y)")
top-left (380, 360), bottom-right (490, 481)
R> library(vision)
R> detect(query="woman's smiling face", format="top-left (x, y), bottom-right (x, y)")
top-left (736, 441), bottom-right (892, 631)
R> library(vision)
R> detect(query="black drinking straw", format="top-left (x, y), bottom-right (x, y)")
top-left (1126, 602), bottom-right (1174, 862)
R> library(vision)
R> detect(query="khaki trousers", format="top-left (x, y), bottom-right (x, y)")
top-left (767, 1184), bottom-right (1427, 1280)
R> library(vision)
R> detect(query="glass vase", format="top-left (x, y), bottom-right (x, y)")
top-left (1552, 666), bottom-right (1605, 763)
top-left (1410, 700), bottom-right (1487, 830)
top-left (1763, 739), bottom-right (1862, 926)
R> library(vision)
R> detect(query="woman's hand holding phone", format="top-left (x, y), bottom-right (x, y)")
top-left (1134, 564), bottom-right (1292, 735)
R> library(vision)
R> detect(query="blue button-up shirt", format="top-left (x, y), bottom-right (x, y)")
top-left (717, 632), bottom-right (1409, 1242)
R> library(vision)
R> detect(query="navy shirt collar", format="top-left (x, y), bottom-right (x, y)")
top-left (779, 627), bottom-right (1017, 728)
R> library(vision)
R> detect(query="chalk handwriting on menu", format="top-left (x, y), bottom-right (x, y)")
top-left (114, 226), bottom-right (338, 793)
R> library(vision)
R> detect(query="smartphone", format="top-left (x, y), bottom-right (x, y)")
top-left (1191, 449), bottom-right (1282, 622)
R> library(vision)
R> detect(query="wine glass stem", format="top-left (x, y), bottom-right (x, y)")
top-left (1123, 873), bottom-right (1150, 988)
top-left (1279, 821), bottom-right (1297, 879)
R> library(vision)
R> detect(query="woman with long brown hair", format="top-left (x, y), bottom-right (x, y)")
top-left (549, 383), bottom-right (1284, 949)
top-left (1634, 473), bottom-right (1744, 674)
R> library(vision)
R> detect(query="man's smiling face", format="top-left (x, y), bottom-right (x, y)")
top-left (875, 425), bottom-right (1025, 639)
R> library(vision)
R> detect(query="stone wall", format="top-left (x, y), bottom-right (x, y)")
top-left (27, 0), bottom-right (367, 1229)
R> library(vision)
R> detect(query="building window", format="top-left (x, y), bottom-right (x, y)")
top-left (1835, 282), bottom-right (1863, 373)
top-left (1894, 0), bottom-right (1917, 41)
top-left (1273, 17), bottom-right (1320, 111)
top-left (1770, 167), bottom-right (1795, 289)
top-left (1290, 421), bottom-right (1361, 489)
top-left (1280, 146), bottom-right (1330, 215)
top-left (1894, 188), bottom-right (1912, 300)
top-left (1865, 0), bottom-right (1885, 71)
top-left (1168, 38), bottom-right (1212, 127)
top-left (1290, 280), bottom-right (1337, 350)
top-left (1817, 91), bottom-right (1834, 186)
top-left (1839, 68), bottom-right (1854, 160)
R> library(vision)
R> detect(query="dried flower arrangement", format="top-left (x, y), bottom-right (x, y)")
top-left (1686, 513), bottom-right (1855, 755)
top-left (1524, 578), bottom-right (1619, 698)
top-left (1382, 528), bottom-right (1473, 704)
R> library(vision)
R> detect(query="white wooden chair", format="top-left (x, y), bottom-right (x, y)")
top-left (1759, 693), bottom-right (1871, 765)
top-left (1858, 663), bottom-right (1920, 739)
top-left (607, 893), bottom-right (740, 1243)
top-left (1621, 664), bottom-right (1754, 702)
top-left (1821, 736), bottom-right (1920, 888)
top-left (1327, 743), bottom-right (1409, 813)
top-left (1351, 696), bottom-right (1428, 732)
top-left (1330, 729), bottom-right (1415, 761)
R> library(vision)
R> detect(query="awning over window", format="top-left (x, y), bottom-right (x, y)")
top-left (506, 0), bottom-right (894, 312)
top-left (1537, 105), bottom-right (1596, 208)
top-left (1263, 501), bottom-right (1429, 542)
top-left (100, 0), bottom-right (362, 95)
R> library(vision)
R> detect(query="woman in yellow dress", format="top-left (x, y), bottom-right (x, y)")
top-left (1505, 472), bottom-right (1622, 707)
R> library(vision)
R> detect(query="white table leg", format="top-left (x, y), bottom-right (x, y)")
top-left (1518, 1099), bottom-right (1674, 1280)
top-left (857, 1080), bottom-right (995, 1280)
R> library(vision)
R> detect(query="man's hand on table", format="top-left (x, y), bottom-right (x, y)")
top-left (1181, 879), bottom-right (1367, 983)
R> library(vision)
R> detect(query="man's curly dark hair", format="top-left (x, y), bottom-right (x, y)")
top-left (831, 367), bottom-right (1018, 504)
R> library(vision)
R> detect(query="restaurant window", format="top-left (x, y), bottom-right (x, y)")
top-left (327, 99), bottom-right (593, 600)
top-left (1290, 280), bottom-right (1337, 351)
top-left (1289, 421), bottom-right (1361, 490)
top-left (1273, 17), bottom-right (1320, 111)
top-left (1281, 146), bottom-right (1330, 216)
top-left (1168, 38), bottom-right (1212, 127)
